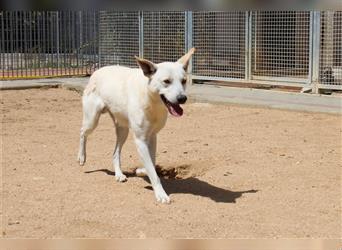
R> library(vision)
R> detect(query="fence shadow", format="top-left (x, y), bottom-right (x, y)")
top-left (84, 168), bottom-right (258, 203)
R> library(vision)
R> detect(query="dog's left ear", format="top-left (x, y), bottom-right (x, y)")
top-left (177, 47), bottom-right (196, 71)
top-left (135, 56), bottom-right (157, 78)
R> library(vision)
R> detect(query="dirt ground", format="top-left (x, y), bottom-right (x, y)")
top-left (1, 87), bottom-right (341, 238)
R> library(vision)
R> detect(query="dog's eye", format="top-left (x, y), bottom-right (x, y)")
top-left (181, 79), bottom-right (187, 85)
top-left (164, 79), bottom-right (171, 84)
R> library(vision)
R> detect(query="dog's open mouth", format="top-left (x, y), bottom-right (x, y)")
top-left (160, 95), bottom-right (183, 117)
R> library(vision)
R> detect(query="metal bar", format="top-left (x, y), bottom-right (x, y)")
top-left (78, 11), bottom-right (82, 75)
top-left (139, 11), bottom-right (144, 58)
top-left (316, 84), bottom-right (342, 90)
top-left (245, 11), bottom-right (251, 81)
top-left (186, 11), bottom-right (193, 84)
top-left (252, 75), bottom-right (310, 83)
top-left (19, 11), bottom-right (23, 78)
top-left (23, 11), bottom-right (28, 77)
top-left (0, 11), bottom-right (3, 79)
top-left (311, 11), bottom-right (321, 93)
top-left (307, 11), bottom-right (313, 85)
top-left (56, 11), bottom-right (60, 74)
top-left (191, 74), bottom-right (308, 87)
top-left (10, 11), bottom-right (14, 78)
top-left (15, 11), bottom-right (19, 78)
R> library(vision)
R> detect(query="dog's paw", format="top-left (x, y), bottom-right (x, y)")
top-left (78, 155), bottom-right (85, 166)
top-left (115, 174), bottom-right (127, 182)
top-left (154, 188), bottom-right (171, 204)
top-left (135, 167), bottom-right (147, 176)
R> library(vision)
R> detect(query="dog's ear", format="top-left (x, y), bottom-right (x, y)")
top-left (135, 56), bottom-right (157, 78)
top-left (177, 47), bottom-right (196, 71)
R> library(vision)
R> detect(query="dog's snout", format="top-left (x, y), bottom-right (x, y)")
top-left (177, 94), bottom-right (187, 104)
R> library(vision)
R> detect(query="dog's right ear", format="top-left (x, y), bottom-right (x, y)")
top-left (135, 56), bottom-right (157, 78)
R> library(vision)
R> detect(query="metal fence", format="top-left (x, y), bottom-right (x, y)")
top-left (319, 11), bottom-right (342, 89)
top-left (1, 11), bottom-right (341, 93)
top-left (0, 11), bottom-right (98, 79)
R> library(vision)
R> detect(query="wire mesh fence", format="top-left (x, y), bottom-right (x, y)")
top-left (1, 11), bottom-right (341, 92)
top-left (0, 11), bottom-right (98, 79)
top-left (142, 11), bottom-right (186, 63)
top-left (250, 11), bottom-right (311, 81)
top-left (99, 11), bottom-right (139, 67)
top-left (192, 11), bottom-right (246, 79)
top-left (319, 11), bottom-right (342, 87)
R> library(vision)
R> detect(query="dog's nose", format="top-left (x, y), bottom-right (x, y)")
top-left (177, 94), bottom-right (187, 104)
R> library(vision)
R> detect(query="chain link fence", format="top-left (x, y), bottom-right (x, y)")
top-left (1, 11), bottom-right (341, 92)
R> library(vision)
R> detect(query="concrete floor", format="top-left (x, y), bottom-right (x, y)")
top-left (1, 77), bottom-right (341, 114)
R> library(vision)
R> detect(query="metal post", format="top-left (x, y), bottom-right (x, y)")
top-left (185, 11), bottom-right (193, 84)
top-left (56, 11), bottom-right (60, 70)
top-left (139, 11), bottom-right (144, 58)
top-left (311, 11), bottom-right (321, 94)
top-left (248, 11), bottom-right (253, 81)
top-left (245, 11), bottom-right (251, 81)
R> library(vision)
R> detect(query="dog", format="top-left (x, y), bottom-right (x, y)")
top-left (78, 48), bottom-right (195, 203)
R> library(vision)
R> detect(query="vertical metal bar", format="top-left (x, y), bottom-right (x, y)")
top-left (49, 11), bottom-right (53, 76)
top-left (139, 11), bottom-right (144, 58)
top-left (308, 11), bottom-right (313, 85)
top-left (10, 11), bottom-right (14, 78)
top-left (56, 11), bottom-right (60, 75)
top-left (186, 11), bottom-right (193, 84)
top-left (311, 11), bottom-right (321, 93)
top-left (245, 11), bottom-right (250, 81)
top-left (42, 11), bottom-right (46, 77)
top-left (248, 11), bottom-right (253, 81)
top-left (37, 11), bottom-right (40, 76)
top-left (93, 11), bottom-right (97, 70)
top-left (19, 11), bottom-right (23, 78)
top-left (0, 11), bottom-right (3, 79)
top-left (48, 11), bottom-right (52, 76)
top-left (29, 11), bottom-right (33, 77)
top-left (15, 11), bottom-right (19, 78)
top-left (4, 11), bottom-right (7, 78)
top-left (78, 11), bottom-right (82, 75)
top-left (23, 11), bottom-right (28, 77)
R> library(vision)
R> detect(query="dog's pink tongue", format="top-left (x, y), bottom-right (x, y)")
top-left (167, 103), bottom-right (183, 117)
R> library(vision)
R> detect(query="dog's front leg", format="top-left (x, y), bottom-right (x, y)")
top-left (134, 136), bottom-right (170, 203)
top-left (136, 134), bottom-right (156, 176)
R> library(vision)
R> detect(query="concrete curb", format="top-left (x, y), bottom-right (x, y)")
top-left (1, 78), bottom-right (341, 115)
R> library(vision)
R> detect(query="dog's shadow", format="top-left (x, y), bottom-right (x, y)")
top-left (84, 168), bottom-right (258, 203)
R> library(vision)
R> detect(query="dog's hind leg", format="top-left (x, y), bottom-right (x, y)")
top-left (78, 93), bottom-right (104, 166)
top-left (112, 124), bottom-right (129, 182)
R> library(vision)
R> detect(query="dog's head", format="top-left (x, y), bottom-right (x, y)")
top-left (135, 48), bottom-right (195, 117)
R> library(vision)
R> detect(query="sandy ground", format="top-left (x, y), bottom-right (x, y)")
top-left (1, 87), bottom-right (341, 238)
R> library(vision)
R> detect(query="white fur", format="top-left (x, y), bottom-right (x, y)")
top-left (77, 49), bottom-right (195, 203)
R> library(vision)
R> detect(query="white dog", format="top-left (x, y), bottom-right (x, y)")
top-left (78, 48), bottom-right (195, 203)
